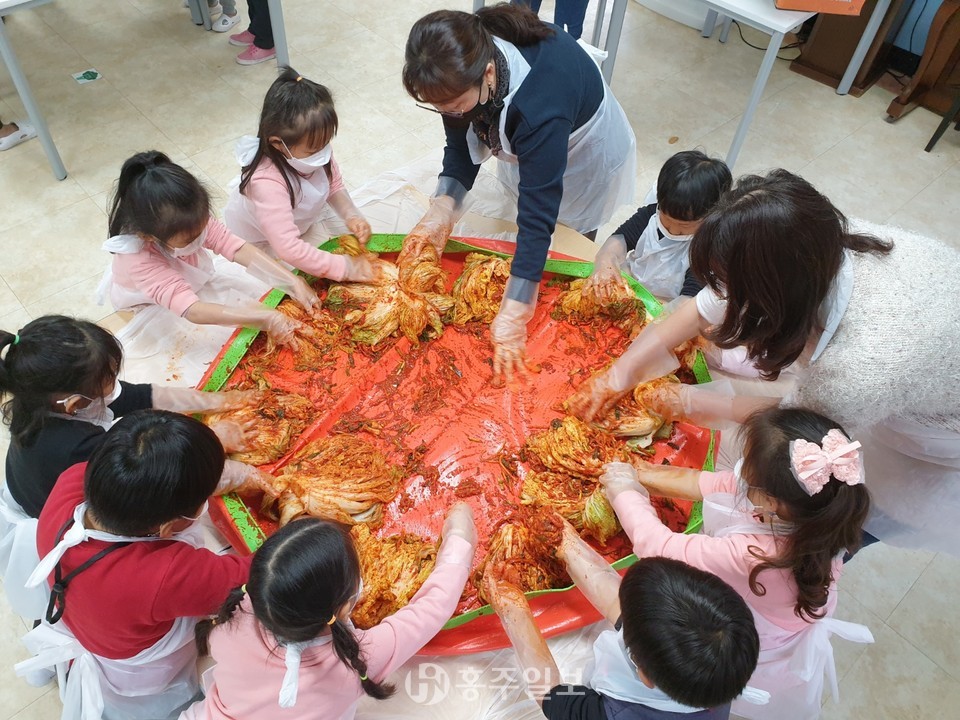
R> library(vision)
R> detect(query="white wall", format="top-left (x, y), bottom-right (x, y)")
top-left (634, 0), bottom-right (710, 30)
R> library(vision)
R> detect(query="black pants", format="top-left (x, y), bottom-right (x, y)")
top-left (248, 0), bottom-right (273, 49)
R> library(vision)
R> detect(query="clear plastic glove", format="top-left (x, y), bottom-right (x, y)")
top-left (328, 189), bottom-right (371, 245)
top-left (183, 303), bottom-right (312, 349)
top-left (399, 178), bottom-right (469, 263)
top-left (341, 254), bottom-right (385, 284)
top-left (490, 275), bottom-right (539, 386)
top-left (583, 235), bottom-right (630, 303)
top-left (599, 461), bottom-right (649, 503)
top-left (151, 386), bottom-right (260, 415)
top-left (215, 460), bottom-right (281, 497)
top-left (441, 501), bottom-right (478, 548)
top-left (208, 419), bottom-right (256, 453)
top-left (243, 249), bottom-right (321, 314)
top-left (566, 323), bottom-right (681, 422)
top-left (556, 520), bottom-right (622, 624)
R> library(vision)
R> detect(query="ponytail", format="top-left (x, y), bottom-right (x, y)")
top-left (475, 2), bottom-right (554, 46)
top-left (330, 618), bottom-right (395, 699)
top-left (195, 585), bottom-right (246, 656)
top-left (404, 5), bottom-right (553, 104)
top-left (739, 407), bottom-right (871, 621)
top-left (108, 150), bottom-right (210, 244)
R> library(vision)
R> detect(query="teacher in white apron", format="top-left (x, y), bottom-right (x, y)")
top-left (401, 3), bottom-right (637, 383)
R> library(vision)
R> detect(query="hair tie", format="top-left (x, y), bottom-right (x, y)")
top-left (210, 618), bottom-right (218, 626)
top-left (359, 674), bottom-right (368, 681)
top-left (12, 334), bottom-right (19, 345)
top-left (295, 75), bottom-right (303, 82)
top-left (789, 429), bottom-right (864, 496)
top-left (327, 614), bottom-right (337, 625)
top-left (241, 584), bottom-right (247, 595)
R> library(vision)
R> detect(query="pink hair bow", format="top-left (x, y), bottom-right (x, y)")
top-left (789, 429), bottom-right (864, 496)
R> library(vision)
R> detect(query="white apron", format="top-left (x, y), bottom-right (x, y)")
top-left (702, 482), bottom-right (874, 720)
top-left (0, 485), bottom-right (47, 620)
top-left (15, 503), bottom-right (206, 720)
top-left (625, 213), bottom-right (692, 299)
top-left (222, 135), bottom-right (331, 253)
top-left (466, 37), bottom-right (636, 234)
top-left (96, 234), bottom-right (216, 312)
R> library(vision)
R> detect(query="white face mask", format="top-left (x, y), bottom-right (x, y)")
top-left (171, 227), bottom-right (208, 258)
top-left (281, 139), bottom-right (332, 174)
top-left (62, 381), bottom-right (121, 426)
top-left (656, 213), bottom-right (692, 243)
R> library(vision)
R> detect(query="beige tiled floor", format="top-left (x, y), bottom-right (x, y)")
top-left (1, 1), bottom-right (959, 718)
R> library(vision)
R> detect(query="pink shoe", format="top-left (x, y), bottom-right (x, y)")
top-left (228, 29), bottom-right (255, 46)
top-left (236, 45), bottom-right (276, 65)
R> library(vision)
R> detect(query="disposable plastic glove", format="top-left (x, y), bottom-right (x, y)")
top-left (565, 323), bottom-right (681, 422)
top-left (599, 461), bottom-right (649, 503)
top-left (215, 460), bottom-right (281, 497)
top-left (208, 418), bottom-right (256, 453)
top-left (441, 501), bottom-right (478, 549)
top-left (327, 189), bottom-right (371, 245)
top-left (341, 254), bottom-right (385, 284)
top-left (582, 234), bottom-right (630, 303)
top-left (244, 250), bottom-right (321, 314)
top-left (150, 386), bottom-right (260, 415)
top-left (185, 303), bottom-right (313, 349)
top-left (556, 520), bottom-right (622, 624)
top-left (490, 275), bottom-right (539, 386)
top-left (399, 177), bottom-right (469, 263)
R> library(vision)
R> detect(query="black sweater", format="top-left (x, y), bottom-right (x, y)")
top-left (439, 25), bottom-right (604, 283)
top-left (5, 381), bottom-right (153, 518)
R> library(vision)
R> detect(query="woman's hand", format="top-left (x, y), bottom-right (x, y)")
top-left (564, 371), bottom-right (631, 423)
top-left (345, 216), bottom-right (372, 245)
top-left (208, 418), bottom-right (257, 453)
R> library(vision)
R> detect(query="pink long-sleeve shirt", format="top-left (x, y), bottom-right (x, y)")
top-left (181, 535), bottom-right (473, 720)
top-left (235, 156), bottom-right (349, 280)
top-left (612, 471), bottom-right (840, 633)
top-left (111, 218), bottom-right (246, 317)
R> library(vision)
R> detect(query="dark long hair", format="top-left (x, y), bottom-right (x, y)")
top-left (403, 3), bottom-right (553, 104)
top-left (689, 169), bottom-right (892, 380)
top-left (85, 410), bottom-right (224, 536)
top-left (195, 519), bottom-right (394, 700)
top-left (0, 315), bottom-right (123, 446)
top-left (107, 150), bottom-right (210, 245)
top-left (621, 557), bottom-right (759, 709)
top-left (239, 66), bottom-right (338, 209)
top-left (740, 407), bottom-right (870, 621)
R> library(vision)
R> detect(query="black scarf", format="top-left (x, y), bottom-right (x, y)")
top-left (471, 46), bottom-right (511, 156)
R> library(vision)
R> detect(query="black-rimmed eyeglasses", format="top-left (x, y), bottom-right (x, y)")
top-left (415, 85), bottom-right (483, 118)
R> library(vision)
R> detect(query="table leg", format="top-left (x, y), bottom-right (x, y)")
top-left (187, 0), bottom-right (202, 26)
top-left (267, 0), bottom-right (289, 68)
top-left (837, 0), bottom-right (892, 95)
top-left (473, 0), bottom-right (485, 10)
top-left (702, 8), bottom-right (718, 38)
top-left (0, 17), bottom-right (66, 180)
top-left (726, 30), bottom-right (783, 169)
top-left (600, 0), bottom-right (627, 84)
top-left (198, 0), bottom-right (212, 31)
top-left (719, 15), bottom-right (733, 43)
top-left (592, 0), bottom-right (608, 48)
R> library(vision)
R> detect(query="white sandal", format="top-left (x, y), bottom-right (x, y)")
top-left (212, 12), bottom-right (240, 32)
top-left (0, 122), bottom-right (37, 151)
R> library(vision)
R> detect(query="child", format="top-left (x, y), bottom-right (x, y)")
top-left (181, 503), bottom-right (477, 719)
top-left (0, 116), bottom-right (36, 151)
top-left (223, 68), bottom-right (378, 283)
top-left (485, 537), bottom-right (761, 719)
top-left (585, 150), bottom-right (732, 300)
top-left (228, 0), bottom-right (276, 65)
top-left (208, 1), bottom-right (240, 32)
top-left (102, 150), bottom-right (319, 348)
top-left (0, 315), bottom-right (260, 520)
top-left (16, 411), bottom-right (253, 719)
top-left (600, 407), bottom-right (875, 719)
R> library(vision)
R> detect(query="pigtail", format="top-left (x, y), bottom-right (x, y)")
top-left (329, 618), bottom-right (395, 699)
top-left (195, 585), bottom-right (247, 656)
top-left (0, 329), bottom-right (18, 413)
top-left (475, 3), bottom-right (554, 46)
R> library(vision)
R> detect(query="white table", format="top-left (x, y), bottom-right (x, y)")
top-left (0, 0), bottom-right (66, 180)
top-left (699, 0), bottom-right (815, 168)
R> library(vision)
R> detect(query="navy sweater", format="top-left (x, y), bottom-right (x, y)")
top-left (439, 25), bottom-right (604, 283)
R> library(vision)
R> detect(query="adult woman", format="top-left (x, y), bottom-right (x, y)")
top-left (568, 169), bottom-right (960, 554)
top-left (401, 4), bottom-right (636, 382)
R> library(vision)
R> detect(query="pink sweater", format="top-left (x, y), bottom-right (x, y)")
top-left (612, 471), bottom-right (840, 632)
top-left (182, 535), bottom-right (473, 720)
top-left (237, 156), bottom-right (349, 280)
top-left (111, 218), bottom-right (246, 317)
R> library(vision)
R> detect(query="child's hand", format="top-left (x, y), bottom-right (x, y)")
top-left (209, 418), bottom-right (257, 453)
top-left (599, 461), bottom-right (648, 502)
top-left (216, 389), bottom-right (262, 411)
top-left (441, 501), bottom-right (477, 548)
top-left (342, 255), bottom-right (385, 284)
top-left (555, 519), bottom-right (584, 563)
top-left (290, 277), bottom-right (322, 316)
top-left (345, 216), bottom-right (372, 245)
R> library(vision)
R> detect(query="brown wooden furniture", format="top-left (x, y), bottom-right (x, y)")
top-left (790, 0), bottom-right (907, 96)
top-left (886, 0), bottom-right (960, 120)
